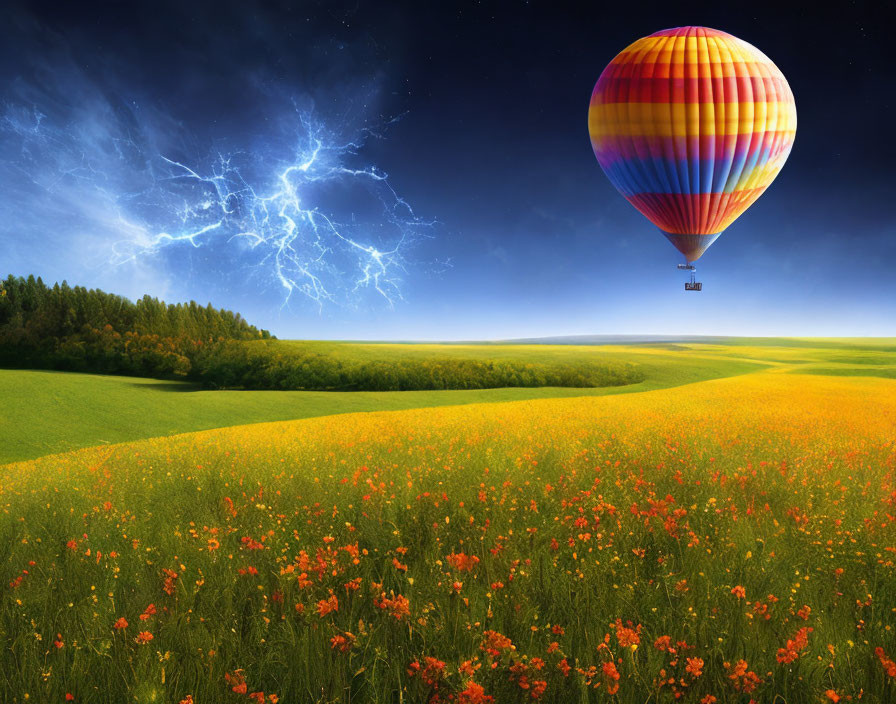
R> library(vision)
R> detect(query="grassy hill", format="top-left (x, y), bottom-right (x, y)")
top-left (3, 338), bottom-right (894, 464)
top-left (0, 344), bottom-right (762, 463)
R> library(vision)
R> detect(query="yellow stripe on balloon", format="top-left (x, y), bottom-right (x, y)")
top-left (589, 102), bottom-right (796, 138)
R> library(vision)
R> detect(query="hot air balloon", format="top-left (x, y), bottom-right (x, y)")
top-left (588, 26), bottom-right (796, 290)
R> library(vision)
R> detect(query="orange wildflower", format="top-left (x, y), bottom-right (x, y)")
top-left (162, 568), bottom-right (179, 595)
top-left (776, 626), bottom-right (812, 664)
top-left (374, 592), bottom-right (411, 620)
top-left (407, 656), bottom-right (446, 687)
top-left (653, 635), bottom-right (671, 651)
top-left (876, 647), bottom-right (896, 677)
top-left (446, 552), bottom-right (480, 572)
top-left (685, 657), bottom-right (704, 677)
top-left (225, 671), bottom-right (247, 694)
top-left (456, 681), bottom-right (493, 703)
top-left (330, 632), bottom-right (355, 653)
top-left (724, 659), bottom-right (761, 693)
top-left (481, 630), bottom-right (515, 660)
top-left (316, 594), bottom-right (339, 618)
top-left (602, 661), bottom-right (620, 695)
top-left (614, 619), bottom-right (641, 648)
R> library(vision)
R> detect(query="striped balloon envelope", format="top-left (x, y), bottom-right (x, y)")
top-left (588, 26), bottom-right (796, 263)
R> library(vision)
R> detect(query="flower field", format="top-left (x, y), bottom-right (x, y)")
top-left (2, 372), bottom-right (896, 703)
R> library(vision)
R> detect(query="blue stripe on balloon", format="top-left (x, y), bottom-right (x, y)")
top-left (602, 155), bottom-right (774, 196)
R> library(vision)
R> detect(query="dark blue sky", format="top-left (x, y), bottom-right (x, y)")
top-left (1, 0), bottom-right (893, 338)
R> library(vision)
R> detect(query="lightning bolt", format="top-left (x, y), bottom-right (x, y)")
top-left (115, 110), bottom-right (433, 308)
top-left (2, 99), bottom-right (435, 310)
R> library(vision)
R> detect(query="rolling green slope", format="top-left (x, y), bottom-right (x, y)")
top-left (0, 345), bottom-right (766, 463)
top-left (2, 338), bottom-right (892, 464)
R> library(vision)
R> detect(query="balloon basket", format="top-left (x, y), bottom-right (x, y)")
top-left (682, 266), bottom-right (702, 291)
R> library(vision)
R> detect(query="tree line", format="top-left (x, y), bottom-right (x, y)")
top-left (0, 275), bottom-right (644, 391)
top-left (0, 275), bottom-right (270, 379)
top-left (191, 340), bottom-right (643, 391)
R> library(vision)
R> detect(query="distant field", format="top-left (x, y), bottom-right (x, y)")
top-left (3, 338), bottom-right (895, 463)
top-left (0, 344), bottom-right (763, 463)
top-left (267, 337), bottom-right (896, 376)
top-left (2, 372), bottom-right (895, 702)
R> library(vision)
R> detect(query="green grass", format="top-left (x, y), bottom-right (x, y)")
top-left (266, 338), bottom-right (896, 373)
top-left (2, 338), bottom-right (894, 464)
top-left (0, 349), bottom-right (760, 464)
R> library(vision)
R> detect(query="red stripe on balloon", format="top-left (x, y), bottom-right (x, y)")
top-left (624, 189), bottom-right (767, 236)
top-left (592, 130), bottom-right (792, 166)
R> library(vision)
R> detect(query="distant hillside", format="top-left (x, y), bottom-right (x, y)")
top-left (491, 334), bottom-right (896, 349)
top-left (0, 276), bottom-right (643, 391)
top-left (496, 334), bottom-right (731, 345)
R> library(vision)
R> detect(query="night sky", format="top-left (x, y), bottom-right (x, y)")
top-left (1, 1), bottom-right (893, 339)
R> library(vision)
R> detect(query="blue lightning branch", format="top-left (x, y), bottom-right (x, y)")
top-left (116, 111), bottom-right (433, 308)
top-left (2, 101), bottom-right (434, 309)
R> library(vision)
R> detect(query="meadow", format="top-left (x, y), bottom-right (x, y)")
top-left (1, 342), bottom-right (895, 702)
top-left (0, 342), bottom-right (760, 463)
top-left (4, 338), bottom-right (894, 463)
